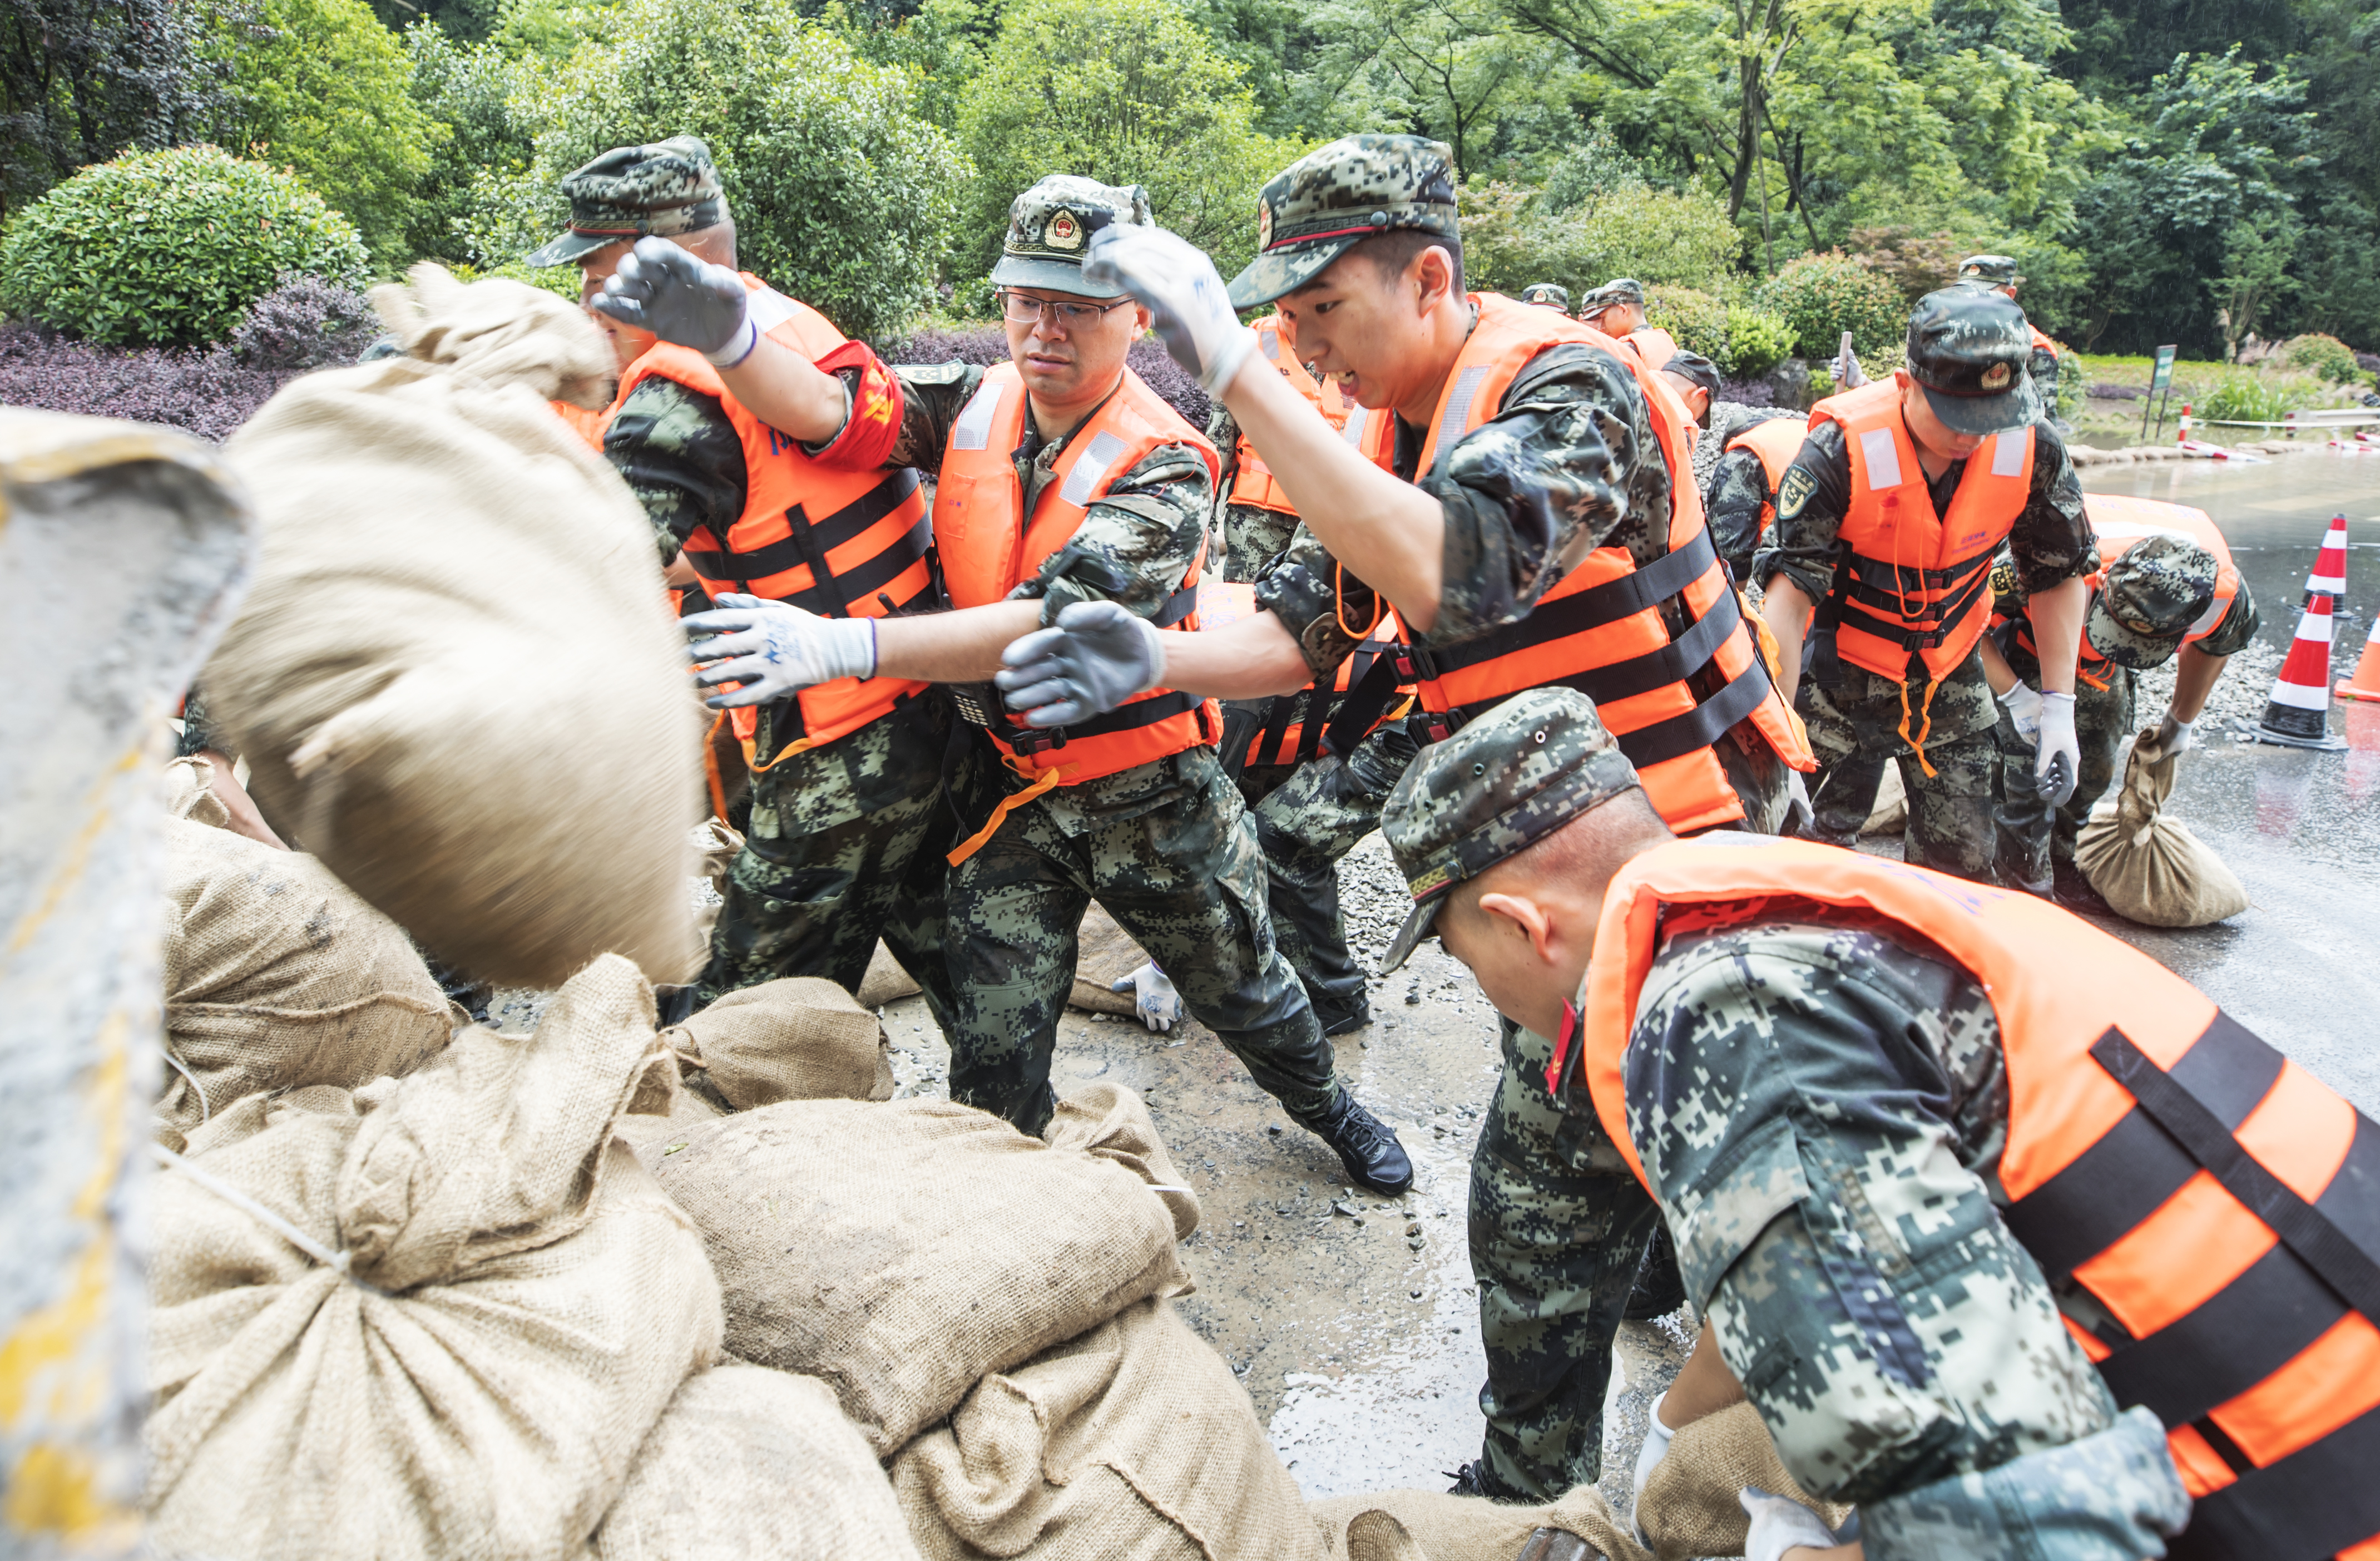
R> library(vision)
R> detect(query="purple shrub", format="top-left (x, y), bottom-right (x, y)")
top-left (231, 275), bottom-right (378, 371)
top-left (876, 324), bottom-right (1212, 429)
top-left (1716, 378), bottom-right (1777, 408)
top-left (0, 321), bottom-right (299, 442)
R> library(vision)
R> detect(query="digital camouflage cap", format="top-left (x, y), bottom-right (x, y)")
top-left (992, 175), bottom-right (1153, 298)
top-left (1376, 688), bottom-right (1643, 971)
top-left (2087, 533), bottom-right (2220, 669)
top-left (1662, 347), bottom-right (1723, 403)
top-left (1577, 278), bottom-right (1646, 317)
top-left (1520, 282), bottom-right (1572, 312)
top-left (525, 136), bottom-right (727, 268)
top-left (1958, 254), bottom-right (2022, 288)
top-left (1904, 286), bottom-right (2043, 436)
top-left (1228, 135), bottom-right (1459, 309)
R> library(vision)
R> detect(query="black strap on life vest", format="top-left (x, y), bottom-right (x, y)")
top-left (2001, 1015), bottom-right (2380, 1561)
top-left (1320, 642), bottom-right (1412, 759)
top-left (999, 690), bottom-right (1204, 757)
top-left (680, 468), bottom-right (925, 608)
top-left (1832, 550), bottom-right (1996, 650)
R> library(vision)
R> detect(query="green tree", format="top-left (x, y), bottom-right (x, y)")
top-left (202, 0), bottom-right (438, 263)
top-left (955, 0), bottom-right (1303, 284)
top-left (402, 20), bottom-right (536, 264)
top-left (523, 0), bottom-right (968, 340)
top-left (1458, 175), bottom-right (1738, 298)
top-left (2209, 208), bottom-right (2300, 360)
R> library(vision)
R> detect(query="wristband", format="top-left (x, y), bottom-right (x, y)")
top-left (704, 315), bottom-right (760, 369)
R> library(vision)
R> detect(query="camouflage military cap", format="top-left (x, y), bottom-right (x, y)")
top-left (992, 175), bottom-right (1152, 298)
top-left (1577, 278), bottom-right (1646, 315)
top-left (1904, 286), bottom-right (2042, 436)
top-left (1662, 347), bottom-right (1722, 402)
top-left (1958, 254), bottom-right (2022, 288)
top-left (1520, 282), bottom-right (1572, 312)
top-left (2087, 533), bottom-right (2219, 669)
top-left (1376, 688), bottom-right (1642, 972)
top-left (1227, 135), bottom-right (1458, 309)
top-left (524, 136), bottom-right (726, 267)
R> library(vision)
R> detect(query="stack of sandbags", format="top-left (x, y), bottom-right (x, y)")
top-left (157, 814), bottom-right (457, 1148)
top-left (2077, 728), bottom-right (2250, 926)
top-left (664, 976), bottom-right (894, 1108)
top-left (205, 263), bottom-right (702, 988)
top-left (894, 1297), bottom-right (1325, 1561)
top-left (1310, 1484), bottom-right (1644, 1561)
top-left (646, 1081), bottom-right (1198, 1457)
top-left (597, 1364), bottom-right (923, 1561)
top-left (147, 955), bottom-right (723, 1559)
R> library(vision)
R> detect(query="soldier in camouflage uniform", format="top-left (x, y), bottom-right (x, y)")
top-left (605, 172), bottom-right (1413, 1192)
top-left (1958, 254), bottom-right (2067, 433)
top-left (1984, 532), bottom-right (2258, 906)
top-left (547, 139), bottom-right (973, 1024)
top-left (1697, 402), bottom-right (1804, 581)
top-left (1754, 288), bottom-right (2098, 885)
top-left (1376, 688), bottom-right (2191, 1557)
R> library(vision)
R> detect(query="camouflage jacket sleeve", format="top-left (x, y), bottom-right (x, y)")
top-left (883, 360), bottom-right (988, 476)
top-left (2193, 582), bottom-right (2260, 657)
top-left (1751, 419), bottom-right (1848, 600)
top-left (1251, 523), bottom-right (1385, 675)
top-left (603, 376), bottom-right (749, 566)
top-left (1012, 438), bottom-right (1215, 626)
top-left (1702, 447), bottom-right (1773, 584)
top-left (1616, 913), bottom-right (2187, 1557)
top-left (2006, 422), bottom-right (2097, 593)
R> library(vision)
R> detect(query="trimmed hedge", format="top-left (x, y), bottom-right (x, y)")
top-left (1756, 251), bottom-right (1907, 361)
top-left (0, 146), bottom-right (369, 347)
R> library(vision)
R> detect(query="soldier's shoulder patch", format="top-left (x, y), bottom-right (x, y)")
top-left (1775, 465), bottom-right (1817, 520)
top-left (1990, 554), bottom-right (2021, 597)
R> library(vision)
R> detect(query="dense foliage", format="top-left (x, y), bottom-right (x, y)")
top-left (1755, 252), bottom-right (1909, 360)
top-left (0, 146), bottom-right (368, 345)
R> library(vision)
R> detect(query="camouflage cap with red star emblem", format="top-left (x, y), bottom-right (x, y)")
top-left (1228, 135), bottom-right (1459, 309)
top-left (1904, 285), bottom-right (2043, 436)
top-left (992, 175), bottom-right (1154, 298)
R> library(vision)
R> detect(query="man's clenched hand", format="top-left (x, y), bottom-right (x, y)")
top-left (1082, 224), bottom-right (1257, 396)
top-left (684, 593), bottom-right (877, 706)
top-left (591, 236), bottom-right (756, 366)
top-left (995, 601), bottom-right (1166, 728)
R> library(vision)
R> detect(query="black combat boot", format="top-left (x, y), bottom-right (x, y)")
top-left (2052, 857), bottom-right (2112, 917)
top-left (1444, 1459), bottom-right (1533, 1503)
top-left (1295, 1089), bottom-right (1413, 1195)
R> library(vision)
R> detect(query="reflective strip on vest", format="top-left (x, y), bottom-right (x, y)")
top-left (934, 362), bottom-right (1223, 784)
top-left (616, 275), bottom-right (932, 752)
top-left (1404, 294), bottom-right (1814, 835)
top-left (1576, 835), bottom-right (2380, 1561)
top-left (1810, 380), bottom-right (2032, 683)
top-left (2007, 495), bottom-right (2241, 676)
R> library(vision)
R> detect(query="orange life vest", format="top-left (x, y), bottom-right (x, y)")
top-left (1198, 581), bottom-right (1413, 769)
top-left (2030, 324), bottom-right (2060, 358)
top-left (1617, 325), bottom-right (1679, 371)
top-left (1567, 835), bottom-right (2380, 1561)
top-left (1407, 295), bottom-right (1813, 836)
top-left (551, 397), bottom-right (612, 450)
top-left (934, 362), bottom-right (1223, 788)
top-left (2002, 495), bottom-right (2240, 682)
top-left (617, 274), bottom-right (933, 757)
top-left (1721, 416), bottom-right (1811, 543)
top-left (1230, 314), bottom-right (1359, 516)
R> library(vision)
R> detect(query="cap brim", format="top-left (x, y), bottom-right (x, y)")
top-left (1921, 376), bottom-right (2043, 437)
top-left (2084, 598), bottom-right (2185, 670)
top-left (991, 255), bottom-right (1126, 299)
top-left (1228, 236), bottom-right (1363, 310)
top-left (522, 230), bottom-right (616, 268)
top-left (1375, 895), bottom-right (1444, 975)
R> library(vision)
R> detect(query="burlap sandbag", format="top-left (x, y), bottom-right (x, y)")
top-left (858, 940), bottom-right (926, 1007)
top-left (164, 754), bottom-right (234, 828)
top-left (1072, 901), bottom-right (1147, 1016)
top-left (2077, 729), bottom-right (2249, 927)
top-left (1635, 1401), bottom-right (1854, 1560)
top-left (895, 1298), bottom-right (1324, 1561)
top-left (147, 955), bottom-right (724, 1560)
top-left (159, 816), bottom-right (456, 1142)
top-left (597, 1365), bottom-right (923, 1561)
top-left (613, 1066), bottom-right (728, 1154)
top-left (691, 817), bottom-right (741, 949)
top-left (649, 1089), bottom-right (1195, 1455)
top-left (664, 977), bottom-right (895, 1108)
top-left (209, 264), bottom-right (701, 987)
top-left (1309, 1485), bottom-right (1645, 1561)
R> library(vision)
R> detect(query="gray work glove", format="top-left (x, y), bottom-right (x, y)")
top-left (591, 236), bottom-right (758, 367)
top-left (684, 592), bottom-right (876, 707)
top-left (1111, 962), bottom-right (1184, 1033)
top-left (2035, 689), bottom-right (2079, 806)
top-left (1834, 330), bottom-right (1868, 390)
top-left (994, 600), bottom-right (1166, 728)
top-left (1997, 679), bottom-right (2045, 743)
top-left (1082, 224), bottom-right (1258, 396)
top-left (2153, 709), bottom-right (2197, 755)
top-left (1740, 1488), bottom-right (1843, 1561)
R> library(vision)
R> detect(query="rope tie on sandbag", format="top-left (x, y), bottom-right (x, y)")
top-left (150, 1140), bottom-right (388, 1297)
top-left (161, 1046), bottom-right (211, 1125)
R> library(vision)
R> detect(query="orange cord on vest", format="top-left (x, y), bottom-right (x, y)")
top-left (946, 755), bottom-right (1067, 867)
top-left (2077, 664), bottom-right (2110, 693)
top-left (703, 709), bottom-right (731, 823)
top-left (1896, 678), bottom-right (1942, 778)
top-left (1335, 562), bottom-right (1385, 641)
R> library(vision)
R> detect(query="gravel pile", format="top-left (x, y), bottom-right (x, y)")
top-left (2131, 634), bottom-right (2286, 735)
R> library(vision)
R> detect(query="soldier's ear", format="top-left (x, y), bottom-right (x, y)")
top-left (1475, 891), bottom-right (1558, 964)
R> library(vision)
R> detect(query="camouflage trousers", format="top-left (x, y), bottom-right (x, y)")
top-left (1995, 665), bottom-right (2135, 894)
top-left (1237, 716), bottom-right (1424, 1030)
top-left (1795, 650), bottom-right (2001, 883)
top-left (943, 742), bottom-right (1338, 1137)
top-left (700, 696), bottom-right (974, 1030)
top-left (1470, 1019), bottom-right (1666, 1499)
top-left (1623, 918), bottom-right (2189, 1557)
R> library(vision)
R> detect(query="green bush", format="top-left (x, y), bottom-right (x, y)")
top-left (2198, 371), bottom-right (2347, 424)
top-left (1719, 305), bottom-right (1797, 379)
top-left (1755, 251), bottom-right (1907, 360)
top-left (0, 146), bottom-right (369, 346)
top-left (2282, 332), bottom-right (2366, 386)
top-left (1644, 284), bottom-right (1725, 361)
top-left (525, 0), bottom-right (968, 342)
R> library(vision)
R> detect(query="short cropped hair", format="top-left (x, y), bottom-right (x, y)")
top-left (1353, 229), bottom-right (1464, 299)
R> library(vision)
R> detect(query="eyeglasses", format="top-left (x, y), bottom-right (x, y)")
top-left (1001, 292), bottom-right (1131, 327)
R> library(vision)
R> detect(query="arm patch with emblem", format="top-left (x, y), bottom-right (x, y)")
top-left (1775, 464), bottom-right (1818, 522)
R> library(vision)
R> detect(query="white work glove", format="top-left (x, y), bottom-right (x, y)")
top-left (994, 600), bottom-right (1166, 728)
top-left (1630, 1391), bottom-right (1676, 1542)
top-left (2035, 690), bottom-right (2079, 806)
top-left (1112, 962), bottom-right (1184, 1033)
top-left (1740, 1488), bottom-right (1843, 1561)
top-left (1997, 679), bottom-right (2045, 743)
top-left (1834, 330), bottom-right (1868, 390)
top-left (684, 593), bottom-right (876, 707)
top-left (591, 236), bottom-right (758, 367)
top-left (1082, 224), bottom-right (1258, 396)
top-left (2154, 709), bottom-right (2197, 755)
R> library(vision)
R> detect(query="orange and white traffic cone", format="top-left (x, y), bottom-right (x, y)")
top-left (2307, 512), bottom-right (2349, 604)
top-left (2339, 611), bottom-right (2380, 702)
top-left (2255, 592), bottom-right (2348, 749)
top-left (2176, 403), bottom-right (2192, 444)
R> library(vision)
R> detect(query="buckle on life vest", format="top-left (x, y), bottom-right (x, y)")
top-left (1005, 725), bottom-right (1067, 755)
